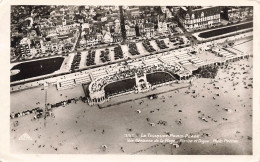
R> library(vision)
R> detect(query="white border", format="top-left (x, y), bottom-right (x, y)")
top-left (0, 0), bottom-right (260, 162)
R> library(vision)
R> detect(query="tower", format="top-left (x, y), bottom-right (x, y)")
top-left (135, 71), bottom-right (151, 93)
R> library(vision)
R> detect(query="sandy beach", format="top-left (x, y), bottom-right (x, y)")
top-left (10, 39), bottom-right (253, 154)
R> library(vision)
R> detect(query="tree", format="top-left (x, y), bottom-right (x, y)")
top-left (154, 6), bottom-right (163, 15)
top-left (135, 25), bottom-right (140, 36)
top-left (79, 6), bottom-right (85, 12)
top-left (119, 6), bottom-right (126, 43)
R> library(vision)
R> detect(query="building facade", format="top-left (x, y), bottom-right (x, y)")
top-left (143, 23), bottom-right (155, 38)
top-left (223, 6), bottom-right (253, 22)
top-left (125, 25), bottom-right (136, 37)
top-left (178, 6), bottom-right (222, 31)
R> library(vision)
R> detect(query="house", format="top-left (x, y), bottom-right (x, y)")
top-left (125, 25), bottom-right (136, 37)
top-left (103, 32), bottom-right (113, 43)
top-left (44, 26), bottom-right (57, 36)
top-left (17, 44), bottom-right (31, 57)
top-left (20, 37), bottom-right (31, 48)
top-left (50, 10), bottom-right (56, 17)
top-left (51, 43), bottom-right (58, 51)
top-left (143, 23), bottom-right (155, 38)
top-left (101, 17), bottom-right (107, 22)
top-left (84, 32), bottom-right (98, 46)
top-left (41, 45), bottom-right (46, 54)
top-left (86, 36), bottom-right (98, 46)
top-left (158, 21), bottom-right (168, 33)
top-left (114, 19), bottom-right (121, 33)
top-left (66, 20), bottom-right (75, 25)
top-left (58, 43), bottom-right (64, 51)
top-left (160, 7), bottom-right (173, 18)
top-left (80, 38), bottom-right (87, 45)
top-left (82, 23), bottom-right (90, 30)
top-left (169, 21), bottom-right (178, 28)
top-left (166, 9), bottom-right (173, 18)
top-left (56, 25), bottom-right (71, 35)
top-left (161, 6), bottom-right (168, 13)
top-left (112, 33), bottom-right (122, 43)
top-left (126, 7), bottom-right (140, 17)
top-left (96, 33), bottom-right (103, 43)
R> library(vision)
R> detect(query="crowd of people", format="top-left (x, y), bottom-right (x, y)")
top-left (10, 97), bottom-right (88, 120)
top-left (194, 65), bottom-right (219, 79)
top-left (10, 107), bottom-right (43, 119)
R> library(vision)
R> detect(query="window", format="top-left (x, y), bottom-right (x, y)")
top-left (191, 14), bottom-right (195, 19)
top-left (185, 14), bottom-right (190, 20)
top-left (201, 12), bottom-right (204, 17)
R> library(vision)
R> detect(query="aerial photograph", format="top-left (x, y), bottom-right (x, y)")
top-left (10, 5), bottom-right (253, 154)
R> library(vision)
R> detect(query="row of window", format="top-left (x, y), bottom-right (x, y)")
top-left (144, 28), bottom-right (155, 32)
top-left (184, 14), bottom-right (220, 24)
top-left (185, 12), bottom-right (204, 19)
top-left (185, 20), bottom-right (220, 28)
top-left (228, 11), bottom-right (252, 17)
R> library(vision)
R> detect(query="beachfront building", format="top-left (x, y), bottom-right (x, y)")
top-left (222, 6), bottom-right (253, 22)
top-left (89, 90), bottom-right (106, 105)
top-left (178, 6), bottom-right (221, 31)
top-left (86, 63), bottom-right (189, 105)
